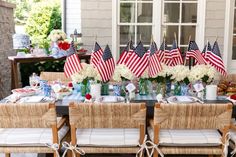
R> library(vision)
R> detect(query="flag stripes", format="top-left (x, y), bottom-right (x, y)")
top-left (91, 42), bottom-right (103, 67)
top-left (126, 41), bottom-right (149, 77)
top-left (170, 40), bottom-right (183, 66)
top-left (117, 41), bottom-right (134, 65)
top-left (64, 54), bottom-right (83, 78)
top-left (96, 45), bottom-right (115, 82)
top-left (148, 42), bottom-right (162, 77)
top-left (185, 41), bottom-right (206, 65)
top-left (207, 41), bottom-right (227, 76)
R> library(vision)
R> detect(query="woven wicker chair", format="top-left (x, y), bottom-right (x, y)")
top-left (148, 103), bottom-right (232, 157)
top-left (0, 102), bottom-right (69, 157)
top-left (68, 102), bottom-right (146, 157)
top-left (40, 72), bottom-right (71, 84)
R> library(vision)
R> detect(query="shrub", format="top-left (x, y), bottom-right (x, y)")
top-left (25, 0), bottom-right (61, 46)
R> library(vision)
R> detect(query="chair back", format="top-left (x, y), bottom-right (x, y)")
top-left (40, 72), bottom-right (71, 84)
top-left (69, 102), bottom-right (146, 128)
top-left (0, 102), bottom-right (57, 128)
top-left (154, 103), bottom-right (232, 129)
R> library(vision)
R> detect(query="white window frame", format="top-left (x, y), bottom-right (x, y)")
top-left (112, 0), bottom-right (205, 61)
top-left (224, 0), bottom-right (236, 73)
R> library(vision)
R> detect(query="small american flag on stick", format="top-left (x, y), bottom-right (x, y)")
top-left (158, 40), bottom-right (168, 63)
top-left (64, 41), bottom-right (83, 78)
top-left (64, 54), bottom-right (83, 78)
top-left (185, 41), bottom-right (206, 65)
top-left (117, 40), bottom-right (134, 65)
top-left (170, 40), bottom-right (183, 66)
top-left (148, 41), bottom-right (162, 77)
top-left (97, 45), bottom-right (115, 82)
top-left (91, 42), bottom-right (103, 67)
top-left (203, 41), bottom-right (211, 63)
top-left (207, 41), bottom-right (227, 76)
top-left (126, 41), bottom-right (149, 78)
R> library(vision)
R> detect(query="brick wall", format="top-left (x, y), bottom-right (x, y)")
top-left (205, 0), bottom-right (226, 56)
top-left (81, 0), bottom-right (112, 50)
top-left (0, 1), bottom-right (15, 99)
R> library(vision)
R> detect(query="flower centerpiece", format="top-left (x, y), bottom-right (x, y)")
top-left (171, 65), bottom-right (190, 95)
top-left (71, 63), bottom-right (102, 97)
top-left (48, 29), bottom-right (67, 42)
top-left (188, 64), bottom-right (220, 97)
top-left (47, 29), bottom-right (67, 57)
top-left (154, 64), bottom-right (173, 96)
top-left (189, 64), bottom-right (219, 84)
top-left (139, 69), bottom-right (149, 95)
top-left (112, 64), bottom-right (135, 96)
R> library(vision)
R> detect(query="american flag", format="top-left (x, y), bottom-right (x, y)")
top-left (64, 53), bottom-right (83, 78)
top-left (203, 42), bottom-right (212, 63)
top-left (117, 40), bottom-right (134, 65)
top-left (170, 40), bottom-right (183, 66)
top-left (158, 40), bottom-right (168, 63)
top-left (185, 41), bottom-right (206, 65)
top-left (207, 41), bottom-right (227, 76)
top-left (91, 42), bottom-right (103, 67)
top-left (96, 45), bottom-right (115, 82)
top-left (148, 41), bottom-right (162, 77)
top-left (126, 41), bottom-right (149, 78)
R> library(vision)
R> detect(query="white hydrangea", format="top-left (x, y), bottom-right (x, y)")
top-left (48, 29), bottom-right (67, 42)
top-left (189, 64), bottom-right (219, 83)
top-left (171, 65), bottom-right (190, 82)
top-left (157, 64), bottom-right (173, 78)
top-left (71, 63), bottom-right (102, 83)
top-left (112, 64), bottom-right (135, 82)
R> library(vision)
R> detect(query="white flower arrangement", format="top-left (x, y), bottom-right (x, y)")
top-left (112, 64), bottom-right (135, 82)
top-left (48, 29), bottom-right (67, 42)
top-left (71, 63), bottom-right (102, 83)
top-left (171, 65), bottom-right (190, 82)
top-left (189, 64), bottom-right (219, 84)
top-left (157, 64), bottom-right (173, 78)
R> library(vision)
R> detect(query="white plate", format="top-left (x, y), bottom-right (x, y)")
top-left (167, 96), bottom-right (197, 104)
top-left (99, 96), bottom-right (125, 103)
top-left (12, 88), bottom-right (37, 97)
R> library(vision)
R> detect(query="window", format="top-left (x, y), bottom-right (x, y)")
top-left (112, 0), bottom-right (205, 59)
top-left (162, 0), bottom-right (198, 52)
top-left (224, 0), bottom-right (236, 72)
top-left (118, 0), bottom-right (154, 53)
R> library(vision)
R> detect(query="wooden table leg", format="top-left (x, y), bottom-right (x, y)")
top-left (10, 61), bottom-right (15, 89)
top-left (11, 61), bottom-right (19, 89)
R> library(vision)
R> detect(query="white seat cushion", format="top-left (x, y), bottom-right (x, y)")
top-left (76, 128), bottom-right (140, 147)
top-left (148, 127), bottom-right (221, 146)
top-left (0, 126), bottom-right (69, 146)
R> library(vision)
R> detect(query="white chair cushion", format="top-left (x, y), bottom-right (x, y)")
top-left (76, 128), bottom-right (140, 147)
top-left (0, 126), bottom-right (69, 146)
top-left (148, 127), bottom-right (222, 146)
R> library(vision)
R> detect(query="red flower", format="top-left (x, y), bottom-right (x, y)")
top-left (85, 94), bottom-right (92, 100)
top-left (58, 41), bottom-right (70, 50)
top-left (68, 82), bottom-right (73, 88)
top-left (230, 94), bottom-right (236, 100)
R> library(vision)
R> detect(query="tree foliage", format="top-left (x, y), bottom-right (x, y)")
top-left (6, 0), bottom-right (41, 25)
top-left (25, 0), bottom-right (61, 45)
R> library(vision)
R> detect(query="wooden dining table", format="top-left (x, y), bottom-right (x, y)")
top-left (8, 53), bottom-right (91, 90)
